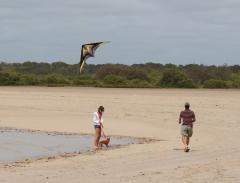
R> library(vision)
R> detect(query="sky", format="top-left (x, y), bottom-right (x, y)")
top-left (1, 0), bottom-right (240, 65)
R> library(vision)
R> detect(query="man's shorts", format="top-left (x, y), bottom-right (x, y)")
top-left (181, 125), bottom-right (193, 137)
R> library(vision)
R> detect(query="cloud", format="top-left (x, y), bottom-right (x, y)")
top-left (0, 0), bottom-right (240, 65)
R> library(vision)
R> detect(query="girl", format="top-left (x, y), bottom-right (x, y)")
top-left (93, 106), bottom-right (105, 149)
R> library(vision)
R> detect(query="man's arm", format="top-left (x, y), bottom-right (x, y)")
top-left (179, 112), bottom-right (182, 124)
top-left (192, 112), bottom-right (196, 123)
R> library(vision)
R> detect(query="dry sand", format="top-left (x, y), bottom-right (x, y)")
top-left (0, 87), bottom-right (239, 183)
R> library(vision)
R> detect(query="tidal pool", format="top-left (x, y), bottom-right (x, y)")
top-left (0, 128), bottom-right (141, 164)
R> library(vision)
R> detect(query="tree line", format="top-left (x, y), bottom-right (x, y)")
top-left (0, 61), bottom-right (240, 88)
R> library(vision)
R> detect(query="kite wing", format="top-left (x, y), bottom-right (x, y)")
top-left (79, 41), bottom-right (110, 74)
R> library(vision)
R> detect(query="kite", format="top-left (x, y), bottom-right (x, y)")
top-left (79, 41), bottom-right (110, 74)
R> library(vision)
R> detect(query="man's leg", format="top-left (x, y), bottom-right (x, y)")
top-left (186, 127), bottom-right (193, 151)
top-left (182, 135), bottom-right (189, 152)
top-left (185, 137), bottom-right (190, 151)
top-left (182, 136), bottom-right (186, 146)
top-left (186, 137), bottom-right (190, 146)
top-left (182, 136), bottom-right (187, 146)
top-left (181, 126), bottom-right (187, 147)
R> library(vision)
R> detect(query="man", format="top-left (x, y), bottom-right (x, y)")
top-left (179, 102), bottom-right (196, 152)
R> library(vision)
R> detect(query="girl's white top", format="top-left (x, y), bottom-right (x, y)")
top-left (93, 112), bottom-right (103, 126)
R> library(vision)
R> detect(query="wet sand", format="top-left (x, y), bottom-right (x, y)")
top-left (0, 87), bottom-right (239, 182)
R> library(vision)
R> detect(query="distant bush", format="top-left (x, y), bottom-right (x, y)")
top-left (18, 74), bottom-right (40, 85)
top-left (148, 71), bottom-right (162, 86)
top-left (126, 69), bottom-right (149, 81)
top-left (73, 79), bottom-right (98, 86)
top-left (232, 79), bottom-right (240, 88)
top-left (96, 64), bottom-right (149, 81)
top-left (159, 69), bottom-right (195, 88)
top-left (72, 76), bottom-right (98, 86)
top-left (17, 61), bottom-right (52, 75)
top-left (129, 79), bottom-right (152, 88)
top-left (103, 75), bottom-right (128, 87)
top-left (203, 79), bottom-right (229, 88)
top-left (231, 74), bottom-right (240, 88)
top-left (41, 74), bottom-right (71, 86)
top-left (96, 64), bottom-right (128, 79)
top-left (0, 71), bottom-right (20, 85)
top-left (0, 62), bottom-right (240, 88)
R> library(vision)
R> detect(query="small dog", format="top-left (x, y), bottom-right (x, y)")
top-left (99, 137), bottom-right (110, 148)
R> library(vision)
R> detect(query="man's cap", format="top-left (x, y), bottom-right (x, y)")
top-left (185, 102), bottom-right (190, 107)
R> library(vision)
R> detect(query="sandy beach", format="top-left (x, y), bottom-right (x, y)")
top-left (0, 87), bottom-right (239, 183)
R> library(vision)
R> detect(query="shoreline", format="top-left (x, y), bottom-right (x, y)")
top-left (0, 126), bottom-right (157, 167)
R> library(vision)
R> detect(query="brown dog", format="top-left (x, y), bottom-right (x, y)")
top-left (99, 137), bottom-right (110, 147)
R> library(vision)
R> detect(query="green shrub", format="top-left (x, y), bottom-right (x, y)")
top-left (232, 79), bottom-right (240, 88)
top-left (0, 62), bottom-right (239, 88)
top-left (103, 75), bottom-right (128, 87)
top-left (148, 71), bottom-right (162, 86)
top-left (73, 79), bottom-right (98, 86)
top-left (159, 69), bottom-right (195, 88)
top-left (71, 75), bottom-right (98, 86)
top-left (96, 65), bottom-right (148, 81)
top-left (18, 75), bottom-right (40, 85)
top-left (231, 74), bottom-right (240, 88)
top-left (203, 79), bottom-right (229, 88)
top-left (96, 64), bottom-right (128, 79)
top-left (126, 69), bottom-right (149, 81)
top-left (0, 71), bottom-right (20, 85)
top-left (41, 74), bottom-right (71, 86)
top-left (128, 79), bottom-right (152, 88)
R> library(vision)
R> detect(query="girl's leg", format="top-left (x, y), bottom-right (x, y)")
top-left (94, 128), bottom-right (101, 147)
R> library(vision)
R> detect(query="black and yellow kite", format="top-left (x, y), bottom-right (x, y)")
top-left (79, 41), bottom-right (110, 73)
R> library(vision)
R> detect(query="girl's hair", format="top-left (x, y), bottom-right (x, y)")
top-left (98, 106), bottom-right (104, 112)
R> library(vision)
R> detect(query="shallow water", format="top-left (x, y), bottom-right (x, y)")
top-left (0, 128), bottom-right (139, 164)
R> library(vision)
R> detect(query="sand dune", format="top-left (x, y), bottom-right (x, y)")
top-left (0, 87), bottom-right (239, 183)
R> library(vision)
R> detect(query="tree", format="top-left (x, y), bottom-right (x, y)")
top-left (159, 69), bottom-right (195, 88)
top-left (203, 79), bottom-right (229, 88)
top-left (0, 71), bottom-right (20, 85)
top-left (103, 75), bottom-right (128, 87)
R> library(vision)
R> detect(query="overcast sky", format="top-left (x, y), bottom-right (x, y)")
top-left (1, 0), bottom-right (240, 65)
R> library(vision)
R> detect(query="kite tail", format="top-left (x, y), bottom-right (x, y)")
top-left (80, 60), bottom-right (85, 73)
